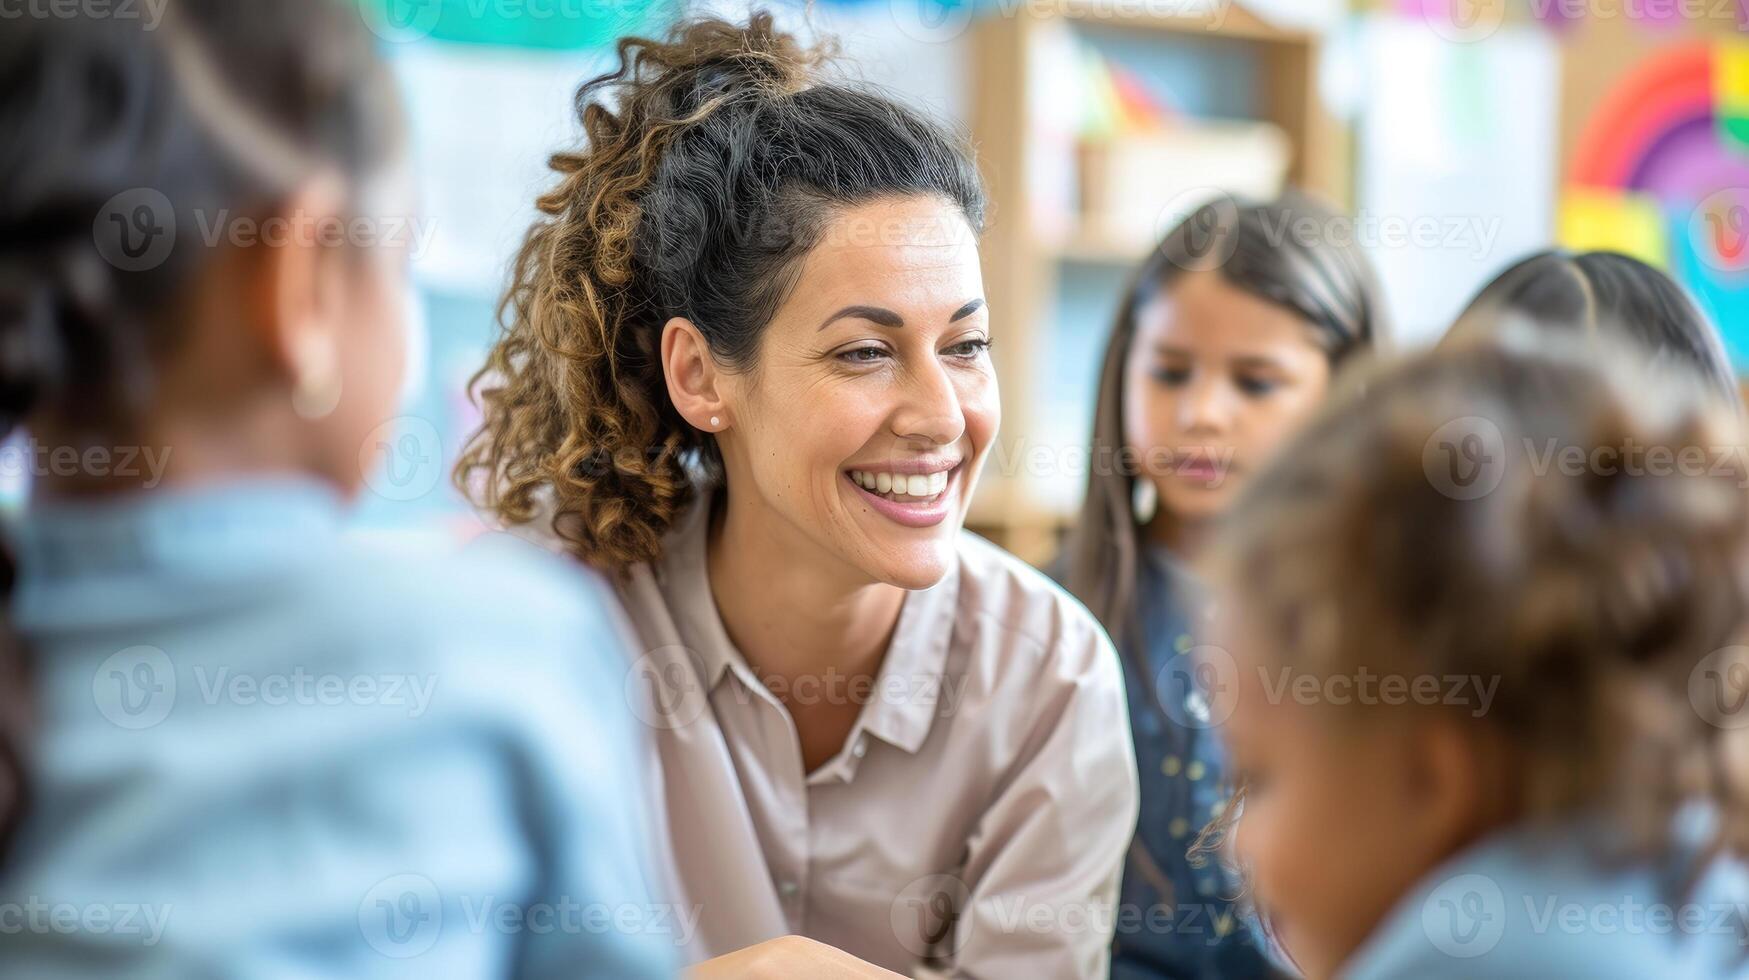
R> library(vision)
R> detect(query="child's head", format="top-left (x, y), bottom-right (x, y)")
top-left (1445, 249), bottom-right (1740, 409)
top-left (0, 0), bottom-right (408, 497)
top-left (1209, 336), bottom-right (1749, 979)
top-left (1064, 194), bottom-right (1386, 633)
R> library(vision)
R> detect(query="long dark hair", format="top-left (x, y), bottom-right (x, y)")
top-left (1062, 193), bottom-right (1388, 659)
top-left (1443, 249), bottom-right (1741, 409)
top-left (0, 0), bottom-right (401, 866)
top-left (454, 11), bottom-right (988, 571)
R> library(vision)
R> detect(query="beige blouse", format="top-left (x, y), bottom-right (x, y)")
top-left (563, 495), bottom-right (1139, 978)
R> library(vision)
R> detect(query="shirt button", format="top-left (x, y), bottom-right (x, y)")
top-left (1185, 760), bottom-right (1206, 781)
top-left (1173, 633), bottom-right (1194, 654)
top-left (1161, 755), bottom-right (1182, 777)
top-left (779, 880), bottom-right (799, 898)
top-left (852, 739), bottom-right (867, 758)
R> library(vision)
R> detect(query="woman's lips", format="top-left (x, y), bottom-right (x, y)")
top-left (844, 464), bottom-right (959, 528)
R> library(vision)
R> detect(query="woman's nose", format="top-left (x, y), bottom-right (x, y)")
top-left (894, 359), bottom-right (965, 448)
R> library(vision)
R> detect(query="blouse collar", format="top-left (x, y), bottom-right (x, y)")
top-left (654, 489), bottom-right (960, 756)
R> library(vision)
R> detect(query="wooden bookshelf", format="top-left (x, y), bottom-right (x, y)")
top-left (965, 2), bottom-right (1348, 565)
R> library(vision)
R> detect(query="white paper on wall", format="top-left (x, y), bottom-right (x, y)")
top-left (1357, 15), bottom-right (1560, 345)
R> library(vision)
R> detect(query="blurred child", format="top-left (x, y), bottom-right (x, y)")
top-left (1443, 249), bottom-right (1741, 408)
top-left (0, 2), bottom-right (673, 976)
top-left (1058, 194), bottom-right (1388, 978)
top-left (1210, 336), bottom-right (1749, 978)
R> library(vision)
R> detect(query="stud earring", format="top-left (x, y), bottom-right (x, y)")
top-left (709, 416), bottom-right (720, 428)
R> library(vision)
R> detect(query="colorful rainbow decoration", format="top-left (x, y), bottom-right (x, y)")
top-left (1561, 40), bottom-right (1749, 366)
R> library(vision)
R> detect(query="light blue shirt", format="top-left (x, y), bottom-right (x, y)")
top-left (0, 478), bottom-right (678, 979)
top-left (1342, 814), bottom-right (1749, 979)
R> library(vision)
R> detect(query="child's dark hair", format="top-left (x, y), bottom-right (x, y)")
top-left (453, 11), bottom-right (987, 571)
top-left (0, 0), bottom-right (402, 866)
top-left (1215, 334), bottom-right (1749, 868)
top-left (1445, 249), bottom-right (1741, 409)
top-left (1062, 193), bottom-right (1389, 662)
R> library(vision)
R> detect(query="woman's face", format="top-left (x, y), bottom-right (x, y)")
top-left (716, 195), bottom-right (996, 590)
top-left (1122, 271), bottom-right (1331, 525)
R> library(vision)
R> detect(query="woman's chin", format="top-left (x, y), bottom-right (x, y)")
top-left (855, 540), bottom-right (956, 592)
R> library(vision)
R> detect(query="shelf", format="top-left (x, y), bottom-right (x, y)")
top-left (1051, 0), bottom-right (1319, 44)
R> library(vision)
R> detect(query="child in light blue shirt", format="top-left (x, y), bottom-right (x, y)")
top-left (0, 2), bottom-right (674, 977)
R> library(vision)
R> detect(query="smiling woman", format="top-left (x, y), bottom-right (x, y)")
top-left (456, 11), bottom-right (1140, 979)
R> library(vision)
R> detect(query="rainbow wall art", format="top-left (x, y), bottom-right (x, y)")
top-left (1560, 40), bottom-right (1749, 365)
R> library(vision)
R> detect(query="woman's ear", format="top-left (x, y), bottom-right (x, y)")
top-left (661, 317), bottom-right (729, 432)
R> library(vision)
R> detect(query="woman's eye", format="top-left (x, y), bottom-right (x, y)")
top-left (1151, 367), bottom-right (1191, 386)
top-left (1237, 376), bottom-right (1280, 397)
top-left (945, 337), bottom-right (992, 358)
top-left (838, 346), bottom-right (891, 365)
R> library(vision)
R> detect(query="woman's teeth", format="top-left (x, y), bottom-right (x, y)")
top-left (849, 469), bottom-right (949, 500)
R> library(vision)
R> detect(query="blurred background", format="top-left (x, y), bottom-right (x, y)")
top-left (22, 0), bottom-right (1739, 563)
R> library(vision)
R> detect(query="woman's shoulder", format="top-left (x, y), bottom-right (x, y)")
top-left (950, 530), bottom-right (1119, 680)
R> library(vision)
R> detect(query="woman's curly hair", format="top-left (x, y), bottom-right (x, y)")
top-left (455, 11), bottom-right (986, 571)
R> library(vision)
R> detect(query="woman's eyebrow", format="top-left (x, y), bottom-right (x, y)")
top-left (950, 298), bottom-right (986, 322)
top-left (817, 305), bottom-right (905, 330)
top-left (816, 298), bottom-right (986, 331)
